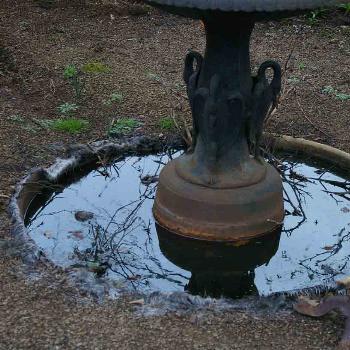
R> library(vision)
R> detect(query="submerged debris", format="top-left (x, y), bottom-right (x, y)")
top-left (74, 210), bottom-right (94, 222)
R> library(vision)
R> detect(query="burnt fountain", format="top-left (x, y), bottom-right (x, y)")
top-left (147, 0), bottom-right (343, 241)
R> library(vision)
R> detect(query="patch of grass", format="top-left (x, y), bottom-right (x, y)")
top-left (158, 117), bottom-right (175, 130)
top-left (50, 118), bottom-right (89, 134)
top-left (108, 118), bottom-right (141, 136)
top-left (103, 92), bottom-right (123, 106)
top-left (82, 62), bottom-right (110, 74)
top-left (57, 102), bottom-right (79, 116)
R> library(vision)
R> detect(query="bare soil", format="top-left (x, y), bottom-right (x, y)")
top-left (0, 1), bottom-right (349, 349)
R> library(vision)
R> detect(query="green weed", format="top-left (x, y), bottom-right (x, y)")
top-left (339, 3), bottom-right (350, 15)
top-left (50, 118), bottom-right (89, 133)
top-left (298, 62), bottom-right (306, 70)
top-left (103, 92), bottom-right (123, 106)
top-left (159, 117), bottom-right (175, 130)
top-left (63, 64), bottom-right (84, 99)
top-left (108, 118), bottom-right (141, 136)
top-left (322, 85), bottom-right (350, 101)
top-left (335, 92), bottom-right (350, 101)
top-left (307, 8), bottom-right (328, 25)
top-left (322, 85), bottom-right (336, 94)
top-left (57, 102), bottom-right (79, 116)
top-left (64, 64), bottom-right (78, 79)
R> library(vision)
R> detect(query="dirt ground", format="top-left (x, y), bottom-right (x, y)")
top-left (0, 0), bottom-right (349, 349)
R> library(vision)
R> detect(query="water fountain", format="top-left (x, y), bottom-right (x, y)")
top-left (146, 0), bottom-right (343, 241)
top-left (10, 0), bottom-right (350, 303)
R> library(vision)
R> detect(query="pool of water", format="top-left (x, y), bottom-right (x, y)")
top-left (25, 151), bottom-right (350, 299)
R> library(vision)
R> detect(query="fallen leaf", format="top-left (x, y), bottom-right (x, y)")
top-left (68, 230), bottom-right (84, 240)
top-left (293, 296), bottom-right (320, 317)
top-left (322, 245), bottom-right (335, 251)
top-left (129, 299), bottom-right (144, 306)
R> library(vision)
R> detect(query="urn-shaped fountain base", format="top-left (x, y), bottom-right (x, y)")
top-left (153, 157), bottom-right (283, 241)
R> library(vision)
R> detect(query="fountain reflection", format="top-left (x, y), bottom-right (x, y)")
top-left (156, 223), bottom-right (282, 299)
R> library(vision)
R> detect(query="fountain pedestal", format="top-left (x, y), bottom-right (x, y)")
top-left (153, 13), bottom-right (283, 241)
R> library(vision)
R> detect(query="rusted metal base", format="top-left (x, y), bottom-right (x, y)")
top-left (153, 157), bottom-right (284, 241)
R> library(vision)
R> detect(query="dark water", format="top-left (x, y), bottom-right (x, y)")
top-left (25, 151), bottom-right (350, 298)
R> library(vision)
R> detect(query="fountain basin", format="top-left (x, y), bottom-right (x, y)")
top-left (10, 135), bottom-right (350, 299)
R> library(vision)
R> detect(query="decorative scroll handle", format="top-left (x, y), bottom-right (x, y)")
top-left (249, 60), bottom-right (281, 159)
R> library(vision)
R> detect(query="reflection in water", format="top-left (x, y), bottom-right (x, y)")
top-left (156, 224), bottom-right (281, 298)
top-left (24, 152), bottom-right (350, 297)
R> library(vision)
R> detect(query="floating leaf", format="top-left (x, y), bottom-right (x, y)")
top-left (68, 230), bottom-right (84, 240)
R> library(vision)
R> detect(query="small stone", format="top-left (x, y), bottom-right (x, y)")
top-left (74, 211), bottom-right (94, 222)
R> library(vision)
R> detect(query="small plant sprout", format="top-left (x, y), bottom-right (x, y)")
top-left (322, 85), bottom-right (336, 95)
top-left (50, 118), bottom-right (89, 134)
top-left (287, 76), bottom-right (300, 84)
top-left (339, 3), bottom-right (350, 15)
top-left (322, 86), bottom-right (350, 100)
top-left (57, 102), bottom-right (79, 116)
top-left (7, 114), bottom-right (25, 123)
top-left (82, 62), bottom-right (110, 74)
top-left (63, 64), bottom-right (84, 99)
top-left (306, 8), bottom-right (328, 25)
top-left (63, 64), bottom-right (78, 79)
top-left (108, 118), bottom-right (141, 136)
top-left (335, 92), bottom-right (350, 101)
top-left (159, 117), bottom-right (176, 130)
top-left (146, 71), bottom-right (161, 82)
top-left (103, 92), bottom-right (123, 106)
top-left (298, 62), bottom-right (306, 70)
